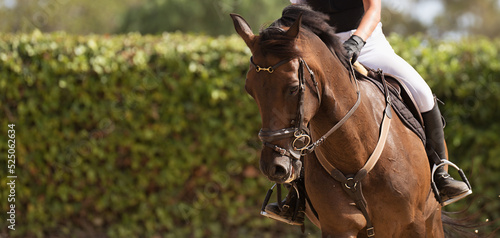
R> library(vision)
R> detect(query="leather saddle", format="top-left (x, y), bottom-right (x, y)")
top-left (354, 63), bottom-right (426, 145)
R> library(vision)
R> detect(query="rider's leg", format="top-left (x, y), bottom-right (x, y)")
top-left (345, 23), bottom-right (471, 205)
top-left (353, 23), bottom-right (435, 113)
top-left (422, 100), bottom-right (472, 204)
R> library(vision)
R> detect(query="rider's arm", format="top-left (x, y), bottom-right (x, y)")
top-left (353, 0), bottom-right (381, 41)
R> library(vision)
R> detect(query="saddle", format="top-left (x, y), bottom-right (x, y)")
top-left (353, 62), bottom-right (426, 145)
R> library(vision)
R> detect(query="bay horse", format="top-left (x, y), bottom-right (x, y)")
top-left (231, 5), bottom-right (446, 237)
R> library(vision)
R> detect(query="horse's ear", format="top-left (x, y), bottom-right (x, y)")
top-left (286, 13), bottom-right (302, 39)
top-left (230, 13), bottom-right (255, 48)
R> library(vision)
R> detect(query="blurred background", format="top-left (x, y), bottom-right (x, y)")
top-left (1, 0), bottom-right (500, 38)
top-left (0, 0), bottom-right (499, 237)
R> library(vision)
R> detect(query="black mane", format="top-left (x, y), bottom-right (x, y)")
top-left (259, 5), bottom-right (349, 69)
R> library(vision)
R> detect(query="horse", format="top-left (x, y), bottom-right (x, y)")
top-left (231, 5), bottom-right (446, 237)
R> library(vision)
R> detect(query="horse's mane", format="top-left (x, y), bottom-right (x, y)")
top-left (259, 5), bottom-right (350, 69)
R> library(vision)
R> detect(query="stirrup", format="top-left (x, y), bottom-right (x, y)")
top-left (261, 210), bottom-right (303, 226)
top-left (431, 160), bottom-right (472, 206)
top-left (260, 183), bottom-right (303, 225)
top-left (260, 183), bottom-right (278, 216)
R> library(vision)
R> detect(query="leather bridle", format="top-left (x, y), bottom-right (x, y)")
top-left (252, 56), bottom-right (393, 237)
top-left (252, 56), bottom-right (361, 161)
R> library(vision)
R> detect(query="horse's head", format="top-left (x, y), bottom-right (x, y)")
top-left (231, 9), bottom-right (326, 183)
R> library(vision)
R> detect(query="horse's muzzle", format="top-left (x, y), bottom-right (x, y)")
top-left (259, 148), bottom-right (302, 184)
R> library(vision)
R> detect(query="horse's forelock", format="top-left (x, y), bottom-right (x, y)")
top-left (258, 5), bottom-right (349, 68)
top-left (259, 27), bottom-right (301, 59)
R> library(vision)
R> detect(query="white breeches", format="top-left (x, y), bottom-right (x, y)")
top-left (336, 23), bottom-right (435, 113)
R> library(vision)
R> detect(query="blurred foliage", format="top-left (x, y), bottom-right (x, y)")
top-left (0, 0), bottom-right (290, 36)
top-left (117, 0), bottom-right (290, 35)
top-left (380, 5), bottom-right (427, 37)
top-left (117, 0), bottom-right (431, 37)
top-left (434, 0), bottom-right (500, 38)
top-left (2, 0), bottom-right (500, 38)
top-left (0, 31), bottom-right (499, 237)
top-left (0, 0), bottom-right (140, 34)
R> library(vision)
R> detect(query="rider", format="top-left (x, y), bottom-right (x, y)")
top-left (262, 0), bottom-right (472, 225)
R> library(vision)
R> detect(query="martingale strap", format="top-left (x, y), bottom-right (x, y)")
top-left (313, 65), bottom-right (393, 238)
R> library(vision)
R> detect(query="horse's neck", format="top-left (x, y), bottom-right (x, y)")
top-left (311, 66), bottom-right (381, 174)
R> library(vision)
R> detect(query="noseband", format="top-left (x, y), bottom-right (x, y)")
top-left (252, 56), bottom-right (361, 160)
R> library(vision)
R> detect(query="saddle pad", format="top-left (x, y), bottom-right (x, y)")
top-left (355, 67), bottom-right (426, 145)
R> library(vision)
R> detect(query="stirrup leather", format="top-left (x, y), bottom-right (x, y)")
top-left (431, 160), bottom-right (472, 206)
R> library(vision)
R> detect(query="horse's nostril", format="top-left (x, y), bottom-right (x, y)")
top-left (272, 165), bottom-right (287, 179)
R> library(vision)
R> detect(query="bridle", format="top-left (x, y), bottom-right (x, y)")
top-left (252, 56), bottom-right (361, 161)
top-left (252, 56), bottom-right (393, 237)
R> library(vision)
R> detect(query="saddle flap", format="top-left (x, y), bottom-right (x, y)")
top-left (381, 73), bottom-right (424, 127)
top-left (354, 64), bottom-right (426, 144)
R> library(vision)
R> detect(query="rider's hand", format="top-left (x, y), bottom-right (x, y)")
top-left (343, 35), bottom-right (366, 64)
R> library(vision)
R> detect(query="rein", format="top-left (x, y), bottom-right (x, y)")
top-left (252, 56), bottom-right (393, 237)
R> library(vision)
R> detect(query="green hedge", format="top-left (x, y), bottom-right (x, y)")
top-left (0, 31), bottom-right (499, 237)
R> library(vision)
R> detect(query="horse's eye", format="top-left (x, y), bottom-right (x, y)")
top-left (290, 86), bottom-right (299, 95)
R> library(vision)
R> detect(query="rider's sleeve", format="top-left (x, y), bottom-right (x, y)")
top-left (290, 0), bottom-right (307, 4)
